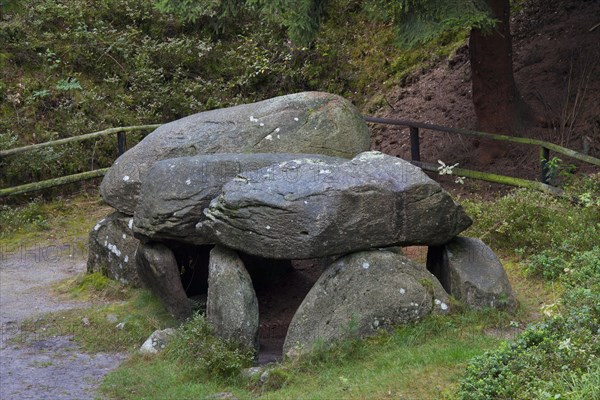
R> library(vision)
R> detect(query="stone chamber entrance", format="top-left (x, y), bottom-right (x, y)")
top-left (168, 243), bottom-right (328, 364)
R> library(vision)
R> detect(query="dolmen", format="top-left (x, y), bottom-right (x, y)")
top-left (87, 91), bottom-right (516, 356)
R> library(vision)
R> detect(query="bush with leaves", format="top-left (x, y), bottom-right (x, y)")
top-left (165, 313), bottom-right (254, 380)
top-left (462, 174), bottom-right (600, 281)
top-left (456, 203), bottom-right (599, 399)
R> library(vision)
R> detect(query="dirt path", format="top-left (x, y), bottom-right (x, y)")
top-left (0, 250), bottom-right (125, 400)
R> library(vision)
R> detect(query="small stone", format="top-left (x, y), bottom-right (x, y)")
top-left (259, 370), bottom-right (271, 384)
top-left (204, 392), bottom-right (238, 400)
top-left (82, 317), bottom-right (90, 326)
top-left (106, 314), bottom-right (118, 323)
top-left (140, 328), bottom-right (176, 354)
top-left (241, 366), bottom-right (264, 380)
top-left (116, 322), bottom-right (125, 330)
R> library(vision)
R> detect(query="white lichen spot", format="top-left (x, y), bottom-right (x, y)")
top-left (93, 224), bottom-right (101, 231)
top-left (249, 116), bottom-right (258, 122)
top-left (265, 134), bottom-right (273, 141)
top-left (185, 178), bottom-right (191, 185)
top-left (275, 127), bottom-right (280, 133)
top-left (319, 169), bottom-right (331, 174)
top-left (399, 288), bottom-right (406, 294)
top-left (362, 262), bottom-right (370, 269)
top-left (128, 219), bottom-right (133, 229)
top-left (122, 234), bottom-right (126, 239)
top-left (122, 175), bottom-right (130, 182)
top-left (294, 117), bottom-right (299, 121)
top-left (124, 255), bottom-right (129, 263)
top-left (440, 302), bottom-right (448, 311)
top-left (356, 151), bottom-right (385, 161)
top-left (107, 243), bottom-right (122, 257)
top-left (104, 240), bottom-right (108, 246)
top-left (169, 164), bottom-right (175, 169)
top-left (277, 135), bottom-right (281, 139)
top-left (373, 319), bottom-right (379, 328)
top-left (266, 225), bottom-right (271, 230)
top-left (434, 299), bottom-right (442, 305)
top-left (304, 200), bottom-right (308, 204)
top-left (260, 122), bottom-right (265, 127)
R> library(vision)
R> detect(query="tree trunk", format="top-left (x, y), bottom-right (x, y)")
top-left (469, 0), bottom-right (532, 163)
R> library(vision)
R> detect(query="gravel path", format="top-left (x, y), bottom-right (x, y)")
top-left (0, 249), bottom-right (126, 400)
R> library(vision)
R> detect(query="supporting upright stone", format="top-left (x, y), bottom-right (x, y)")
top-left (283, 249), bottom-right (450, 355)
top-left (207, 246), bottom-right (259, 354)
top-left (427, 237), bottom-right (517, 311)
top-left (136, 242), bottom-right (192, 322)
top-left (87, 211), bottom-right (141, 286)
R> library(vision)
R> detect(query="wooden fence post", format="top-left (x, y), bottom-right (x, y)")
top-left (410, 126), bottom-right (420, 162)
top-left (540, 147), bottom-right (550, 184)
top-left (117, 131), bottom-right (126, 156)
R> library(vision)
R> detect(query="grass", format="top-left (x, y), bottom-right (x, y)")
top-left (101, 312), bottom-right (509, 400)
top-left (18, 274), bottom-right (176, 353)
top-left (0, 191), bottom-right (112, 254)
top-left (97, 254), bottom-right (556, 400)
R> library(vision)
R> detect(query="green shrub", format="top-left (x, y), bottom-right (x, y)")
top-left (165, 313), bottom-right (254, 380)
top-left (461, 174), bottom-right (600, 283)
top-left (456, 245), bottom-right (600, 400)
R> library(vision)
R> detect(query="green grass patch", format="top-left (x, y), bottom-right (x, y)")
top-left (0, 192), bottom-right (112, 254)
top-left (53, 272), bottom-right (131, 302)
top-left (19, 276), bottom-right (176, 353)
top-left (100, 311), bottom-right (513, 400)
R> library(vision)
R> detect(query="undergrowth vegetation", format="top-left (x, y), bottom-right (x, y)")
top-left (0, 0), bottom-right (465, 189)
top-left (0, 193), bottom-right (111, 252)
top-left (166, 313), bottom-right (255, 379)
top-left (456, 174), bottom-right (599, 399)
top-left (456, 247), bottom-right (599, 399)
top-left (462, 173), bottom-right (600, 281)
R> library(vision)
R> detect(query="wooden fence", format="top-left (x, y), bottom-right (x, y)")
top-left (1, 118), bottom-right (598, 198)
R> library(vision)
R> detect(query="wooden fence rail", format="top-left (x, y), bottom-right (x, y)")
top-left (0, 125), bottom-right (161, 158)
top-left (1, 117), bottom-right (598, 198)
top-left (363, 116), bottom-right (600, 169)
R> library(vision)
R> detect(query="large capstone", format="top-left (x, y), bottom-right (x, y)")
top-left (136, 242), bottom-right (192, 321)
top-left (133, 153), bottom-right (344, 243)
top-left (283, 249), bottom-right (450, 355)
top-left (207, 246), bottom-right (260, 353)
top-left (427, 237), bottom-right (517, 311)
top-left (87, 212), bottom-right (141, 286)
top-left (100, 92), bottom-right (370, 214)
top-left (199, 152), bottom-right (472, 259)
